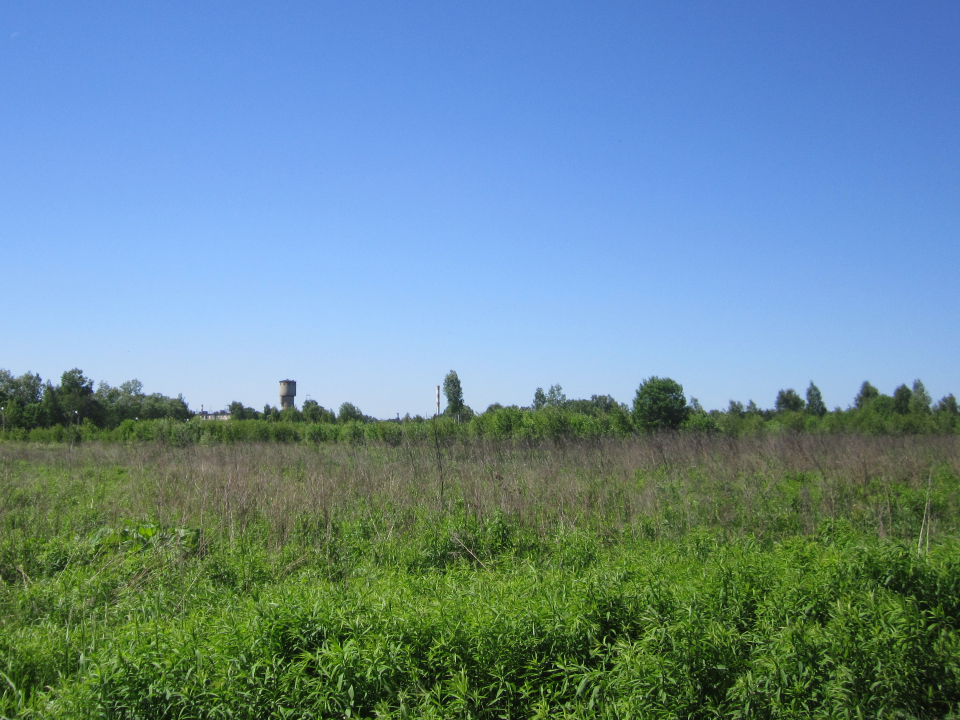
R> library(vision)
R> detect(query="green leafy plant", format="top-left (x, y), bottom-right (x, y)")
top-left (633, 376), bottom-right (689, 432)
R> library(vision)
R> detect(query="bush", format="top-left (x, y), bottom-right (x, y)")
top-left (682, 412), bottom-right (719, 433)
top-left (633, 377), bottom-right (689, 432)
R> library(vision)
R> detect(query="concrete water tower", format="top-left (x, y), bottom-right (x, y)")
top-left (279, 380), bottom-right (297, 409)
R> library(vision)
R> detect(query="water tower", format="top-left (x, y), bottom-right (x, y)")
top-left (279, 380), bottom-right (297, 409)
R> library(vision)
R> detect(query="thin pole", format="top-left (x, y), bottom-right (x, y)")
top-left (919, 471), bottom-right (932, 557)
top-left (433, 385), bottom-right (445, 499)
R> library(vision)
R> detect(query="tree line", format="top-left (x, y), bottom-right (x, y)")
top-left (0, 368), bottom-right (189, 431)
top-left (438, 371), bottom-right (958, 435)
top-left (1, 367), bottom-right (957, 438)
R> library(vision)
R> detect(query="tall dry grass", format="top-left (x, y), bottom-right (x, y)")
top-left (3, 433), bottom-right (958, 549)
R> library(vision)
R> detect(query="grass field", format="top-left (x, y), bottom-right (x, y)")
top-left (2, 434), bottom-right (960, 718)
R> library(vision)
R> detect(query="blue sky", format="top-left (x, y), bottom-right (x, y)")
top-left (2, 1), bottom-right (958, 417)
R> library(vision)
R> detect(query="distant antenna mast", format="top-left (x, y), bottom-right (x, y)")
top-left (436, 385), bottom-right (440, 417)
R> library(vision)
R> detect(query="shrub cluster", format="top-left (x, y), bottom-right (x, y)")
top-left (3, 401), bottom-right (957, 446)
top-left (2, 369), bottom-right (958, 443)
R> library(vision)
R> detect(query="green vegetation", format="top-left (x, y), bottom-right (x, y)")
top-left (2, 434), bottom-right (960, 717)
top-left (0, 370), bottom-right (189, 434)
top-left (805, 382), bottom-right (827, 418)
top-left (3, 367), bottom-right (958, 446)
top-left (632, 376), bottom-right (690, 432)
top-left (443, 371), bottom-right (466, 418)
top-left (1, 395), bottom-right (958, 447)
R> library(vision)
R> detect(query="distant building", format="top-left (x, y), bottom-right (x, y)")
top-left (280, 380), bottom-right (296, 409)
top-left (197, 410), bottom-right (231, 421)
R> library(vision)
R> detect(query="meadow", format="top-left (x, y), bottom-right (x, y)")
top-left (2, 433), bottom-right (960, 718)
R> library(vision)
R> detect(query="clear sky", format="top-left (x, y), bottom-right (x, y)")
top-left (2, 1), bottom-right (958, 417)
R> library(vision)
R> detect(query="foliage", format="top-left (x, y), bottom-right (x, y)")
top-left (545, 383), bottom-right (567, 408)
top-left (96, 379), bottom-right (190, 425)
top-left (775, 388), bottom-right (805, 413)
top-left (682, 410), bottom-right (719, 433)
top-left (727, 400), bottom-right (745, 416)
top-left (532, 387), bottom-right (547, 410)
top-left (1, 438), bottom-right (959, 718)
top-left (855, 381), bottom-right (880, 409)
top-left (228, 401), bottom-right (260, 420)
top-left (262, 404), bottom-right (280, 421)
top-left (3, 392), bottom-right (959, 447)
top-left (338, 402), bottom-right (364, 424)
top-left (894, 384), bottom-right (913, 415)
top-left (0, 369), bottom-right (43, 406)
top-left (278, 406), bottom-right (303, 423)
top-left (563, 394), bottom-right (625, 417)
top-left (443, 370), bottom-right (465, 415)
top-left (301, 399), bottom-right (335, 424)
top-left (633, 376), bottom-right (689, 432)
top-left (0, 368), bottom-right (188, 431)
top-left (937, 394), bottom-right (960, 417)
top-left (1, 368), bottom-right (958, 444)
top-left (806, 381), bottom-right (827, 417)
top-left (910, 379), bottom-right (933, 415)
top-left (530, 384), bottom-right (568, 412)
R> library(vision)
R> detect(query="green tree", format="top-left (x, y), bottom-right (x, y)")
top-left (120, 379), bottom-right (144, 396)
top-left (95, 378), bottom-right (188, 426)
top-left (278, 406), bottom-right (303, 422)
top-left (532, 388), bottom-right (547, 410)
top-left (682, 411), bottom-right (720, 433)
top-left (805, 382), bottom-right (826, 417)
top-left (42, 382), bottom-right (63, 427)
top-left (854, 381), bottom-right (880, 409)
top-left (0, 370), bottom-right (43, 406)
top-left (892, 384), bottom-right (912, 415)
top-left (262, 405), bottom-right (279, 421)
top-left (443, 370), bottom-right (465, 415)
top-left (545, 384), bottom-right (566, 408)
top-left (564, 394), bottom-right (619, 416)
top-left (632, 376), bottom-right (689, 432)
top-left (775, 389), bottom-right (804, 413)
top-left (138, 392), bottom-right (189, 422)
top-left (302, 399), bottom-right (335, 423)
top-left (869, 395), bottom-right (896, 417)
top-left (590, 394), bottom-right (621, 414)
top-left (909, 379), bottom-right (932, 414)
top-left (338, 402), bottom-right (364, 423)
top-left (96, 379), bottom-right (147, 426)
top-left (228, 401), bottom-right (260, 420)
top-left (935, 394), bottom-right (959, 416)
top-left (2, 398), bottom-right (21, 429)
top-left (0, 370), bottom-right (45, 429)
top-left (55, 369), bottom-right (104, 426)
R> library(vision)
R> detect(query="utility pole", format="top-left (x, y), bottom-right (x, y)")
top-left (436, 386), bottom-right (440, 417)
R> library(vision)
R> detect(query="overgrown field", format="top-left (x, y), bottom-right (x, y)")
top-left (2, 434), bottom-right (960, 718)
